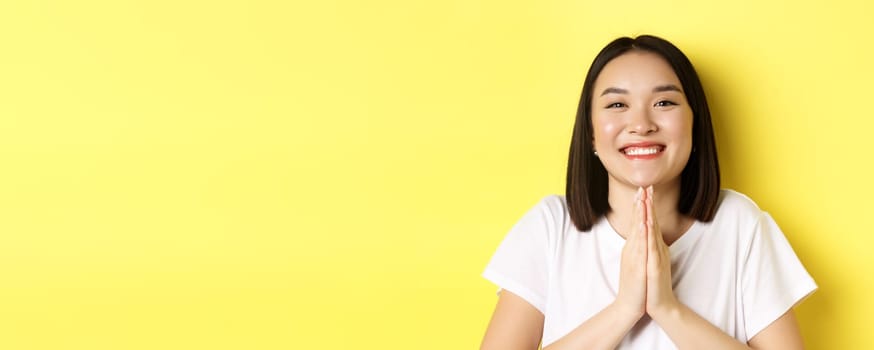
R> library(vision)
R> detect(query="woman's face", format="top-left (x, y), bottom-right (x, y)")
top-left (591, 51), bottom-right (693, 190)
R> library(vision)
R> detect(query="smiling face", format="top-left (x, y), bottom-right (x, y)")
top-left (591, 51), bottom-right (694, 190)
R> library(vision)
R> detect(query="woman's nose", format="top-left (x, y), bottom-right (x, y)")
top-left (627, 108), bottom-right (658, 135)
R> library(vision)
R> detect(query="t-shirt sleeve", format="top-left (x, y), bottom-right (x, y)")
top-left (741, 212), bottom-right (817, 340)
top-left (482, 196), bottom-right (555, 314)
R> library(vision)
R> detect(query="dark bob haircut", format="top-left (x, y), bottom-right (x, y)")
top-left (565, 35), bottom-right (720, 232)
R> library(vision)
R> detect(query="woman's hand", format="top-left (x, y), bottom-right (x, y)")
top-left (643, 186), bottom-right (681, 317)
top-left (614, 187), bottom-right (648, 320)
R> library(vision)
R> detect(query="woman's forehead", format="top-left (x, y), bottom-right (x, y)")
top-left (594, 51), bottom-right (682, 94)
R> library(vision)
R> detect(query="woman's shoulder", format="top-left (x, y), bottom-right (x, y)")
top-left (712, 188), bottom-right (766, 224)
top-left (521, 194), bottom-right (573, 236)
top-left (538, 194), bottom-right (569, 214)
top-left (511, 194), bottom-right (570, 218)
top-left (717, 189), bottom-right (762, 210)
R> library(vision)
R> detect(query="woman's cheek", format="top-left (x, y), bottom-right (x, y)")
top-left (594, 117), bottom-right (621, 135)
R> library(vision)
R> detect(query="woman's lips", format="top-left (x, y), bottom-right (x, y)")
top-left (620, 145), bottom-right (665, 159)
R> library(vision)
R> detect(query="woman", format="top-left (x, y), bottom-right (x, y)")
top-left (480, 35), bottom-right (817, 349)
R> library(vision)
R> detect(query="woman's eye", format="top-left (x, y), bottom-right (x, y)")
top-left (655, 100), bottom-right (678, 107)
top-left (606, 102), bottom-right (626, 109)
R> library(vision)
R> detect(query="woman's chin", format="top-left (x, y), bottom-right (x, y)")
top-left (632, 181), bottom-right (655, 189)
top-left (625, 170), bottom-right (682, 188)
top-left (627, 176), bottom-right (666, 189)
top-left (627, 177), bottom-right (657, 188)
top-left (609, 172), bottom-right (676, 190)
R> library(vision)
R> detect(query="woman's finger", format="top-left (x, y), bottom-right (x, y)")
top-left (645, 188), bottom-right (656, 256)
top-left (631, 187), bottom-right (643, 241)
top-left (647, 186), bottom-right (664, 241)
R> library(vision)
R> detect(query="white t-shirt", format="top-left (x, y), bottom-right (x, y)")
top-left (483, 189), bottom-right (817, 349)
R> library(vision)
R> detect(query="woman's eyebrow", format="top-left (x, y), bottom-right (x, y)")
top-left (653, 84), bottom-right (683, 93)
top-left (599, 87), bottom-right (627, 96)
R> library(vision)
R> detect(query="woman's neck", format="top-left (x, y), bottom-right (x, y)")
top-left (605, 179), bottom-right (692, 245)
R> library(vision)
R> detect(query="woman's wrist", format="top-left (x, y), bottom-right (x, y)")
top-left (648, 300), bottom-right (683, 324)
top-left (608, 300), bottom-right (645, 326)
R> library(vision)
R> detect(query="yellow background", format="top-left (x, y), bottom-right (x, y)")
top-left (0, 0), bottom-right (869, 349)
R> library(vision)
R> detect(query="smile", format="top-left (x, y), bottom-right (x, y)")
top-left (620, 145), bottom-right (665, 159)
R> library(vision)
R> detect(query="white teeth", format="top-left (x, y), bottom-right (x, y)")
top-left (624, 147), bottom-right (660, 156)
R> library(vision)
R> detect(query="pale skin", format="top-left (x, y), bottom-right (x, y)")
top-left (480, 52), bottom-right (806, 349)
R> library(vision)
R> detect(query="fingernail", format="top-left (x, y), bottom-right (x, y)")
top-left (636, 187), bottom-right (642, 201)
